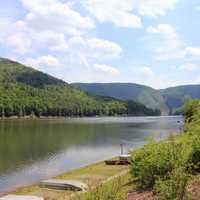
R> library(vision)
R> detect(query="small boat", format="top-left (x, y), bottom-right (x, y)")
top-left (40, 179), bottom-right (88, 191)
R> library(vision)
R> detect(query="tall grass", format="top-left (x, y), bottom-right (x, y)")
top-left (73, 176), bottom-right (129, 200)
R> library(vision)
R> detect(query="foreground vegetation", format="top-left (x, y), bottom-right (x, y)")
top-left (74, 176), bottom-right (130, 200)
top-left (130, 99), bottom-right (200, 199)
top-left (75, 99), bottom-right (200, 200)
top-left (0, 58), bottom-right (160, 118)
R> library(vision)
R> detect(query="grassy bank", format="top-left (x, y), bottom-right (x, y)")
top-left (8, 160), bottom-right (129, 200)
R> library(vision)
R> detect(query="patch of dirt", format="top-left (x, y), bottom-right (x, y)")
top-left (188, 179), bottom-right (200, 200)
top-left (126, 190), bottom-right (154, 200)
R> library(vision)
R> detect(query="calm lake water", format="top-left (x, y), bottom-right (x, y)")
top-left (0, 116), bottom-right (182, 193)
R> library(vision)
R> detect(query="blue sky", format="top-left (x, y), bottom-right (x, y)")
top-left (0, 0), bottom-right (200, 89)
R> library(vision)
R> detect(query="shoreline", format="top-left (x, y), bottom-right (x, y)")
top-left (0, 115), bottom-right (181, 121)
top-left (0, 158), bottom-right (129, 199)
top-left (0, 157), bottom-right (115, 195)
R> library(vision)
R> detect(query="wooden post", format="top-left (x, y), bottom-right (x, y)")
top-left (120, 144), bottom-right (123, 155)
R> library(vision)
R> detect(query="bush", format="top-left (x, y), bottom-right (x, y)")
top-left (154, 168), bottom-right (190, 200)
top-left (130, 135), bottom-right (190, 188)
top-left (188, 134), bottom-right (200, 170)
top-left (184, 99), bottom-right (200, 123)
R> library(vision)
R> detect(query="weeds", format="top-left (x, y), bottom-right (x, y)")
top-left (73, 177), bottom-right (128, 200)
top-left (155, 168), bottom-right (191, 200)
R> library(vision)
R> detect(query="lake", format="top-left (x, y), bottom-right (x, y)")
top-left (0, 116), bottom-right (182, 194)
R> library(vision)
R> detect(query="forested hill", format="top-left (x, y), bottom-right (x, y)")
top-left (72, 83), bottom-right (200, 114)
top-left (0, 58), bottom-right (160, 117)
top-left (72, 83), bottom-right (168, 113)
top-left (160, 85), bottom-right (200, 110)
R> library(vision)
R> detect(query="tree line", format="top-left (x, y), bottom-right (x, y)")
top-left (0, 58), bottom-right (161, 118)
top-left (0, 83), bottom-right (160, 118)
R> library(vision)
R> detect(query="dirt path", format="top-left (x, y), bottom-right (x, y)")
top-left (126, 190), bottom-right (154, 200)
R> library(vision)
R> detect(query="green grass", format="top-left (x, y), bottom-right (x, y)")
top-left (11, 160), bottom-right (129, 200)
top-left (73, 174), bottom-right (131, 200)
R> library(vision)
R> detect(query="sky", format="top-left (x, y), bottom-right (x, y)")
top-left (0, 0), bottom-right (200, 89)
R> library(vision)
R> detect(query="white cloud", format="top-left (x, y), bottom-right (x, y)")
top-left (64, 37), bottom-right (122, 79)
top-left (1, 0), bottom-right (125, 61)
top-left (94, 64), bottom-right (120, 75)
top-left (84, 0), bottom-right (179, 28)
top-left (135, 0), bottom-right (179, 17)
top-left (0, 18), bottom-right (13, 41)
top-left (21, 0), bottom-right (95, 35)
top-left (32, 31), bottom-right (69, 52)
top-left (85, 0), bottom-right (142, 28)
top-left (146, 24), bottom-right (185, 60)
top-left (58, 36), bottom-right (122, 82)
top-left (146, 24), bottom-right (177, 40)
top-left (87, 38), bottom-right (122, 55)
top-left (69, 36), bottom-right (122, 61)
top-left (146, 24), bottom-right (200, 60)
top-left (137, 66), bottom-right (154, 76)
top-left (178, 63), bottom-right (199, 71)
top-left (0, 19), bottom-right (31, 53)
top-left (6, 33), bottom-right (32, 54)
top-left (24, 55), bottom-right (63, 70)
top-left (0, 0), bottom-right (96, 55)
top-left (1, 22), bottom-right (69, 54)
top-left (184, 47), bottom-right (200, 56)
top-left (0, 0), bottom-right (95, 54)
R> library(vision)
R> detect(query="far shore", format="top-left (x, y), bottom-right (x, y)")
top-left (0, 114), bottom-right (180, 121)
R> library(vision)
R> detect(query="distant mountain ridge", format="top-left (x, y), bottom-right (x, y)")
top-left (161, 85), bottom-right (200, 111)
top-left (72, 83), bottom-right (200, 114)
top-left (1, 57), bottom-right (198, 116)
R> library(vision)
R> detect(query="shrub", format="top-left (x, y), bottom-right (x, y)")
top-left (154, 168), bottom-right (191, 200)
top-left (188, 134), bottom-right (200, 170)
top-left (184, 99), bottom-right (200, 123)
top-left (129, 99), bottom-right (200, 199)
top-left (130, 135), bottom-right (190, 188)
